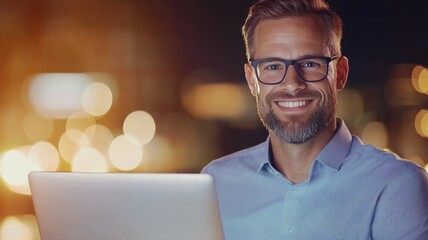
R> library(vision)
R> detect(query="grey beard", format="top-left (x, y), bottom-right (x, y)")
top-left (257, 94), bottom-right (335, 144)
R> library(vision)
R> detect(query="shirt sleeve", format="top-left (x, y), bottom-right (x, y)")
top-left (371, 167), bottom-right (428, 239)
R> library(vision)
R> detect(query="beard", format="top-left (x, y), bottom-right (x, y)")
top-left (256, 89), bottom-right (336, 144)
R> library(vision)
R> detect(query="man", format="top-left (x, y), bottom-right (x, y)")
top-left (202, 0), bottom-right (428, 239)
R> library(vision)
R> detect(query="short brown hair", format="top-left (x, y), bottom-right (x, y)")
top-left (242, 0), bottom-right (343, 60)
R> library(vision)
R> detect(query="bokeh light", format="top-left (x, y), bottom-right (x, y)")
top-left (361, 121), bottom-right (389, 149)
top-left (415, 109), bottom-right (428, 138)
top-left (419, 68), bottom-right (428, 94)
top-left (0, 215), bottom-right (39, 240)
top-left (109, 135), bottom-right (143, 171)
top-left (411, 66), bottom-right (428, 94)
top-left (65, 111), bottom-right (96, 132)
top-left (385, 64), bottom-right (427, 107)
top-left (181, 83), bottom-right (250, 120)
top-left (81, 82), bottom-right (113, 117)
top-left (123, 111), bottom-right (156, 146)
top-left (58, 129), bottom-right (90, 163)
top-left (84, 124), bottom-right (114, 156)
top-left (71, 147), bottom-right (109, 173)
top-left (87, 72), bottom-right (119, 102)
top-left (28, 141), bottom-right (60, 172)
top-left (411, 65), bottom-right (425, 93)
top-left (22, 111), bottom-right (54, 143)
top-left (26, 73), bottom-right (93, 119)
top-left (0, 147), bottom-right (40, 195)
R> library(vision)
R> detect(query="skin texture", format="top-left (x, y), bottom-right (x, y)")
top-left (244, 15), bottom-right (349, 184)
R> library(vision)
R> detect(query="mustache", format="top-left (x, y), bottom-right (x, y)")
top-left (265, 90), bottom-right (320, 103)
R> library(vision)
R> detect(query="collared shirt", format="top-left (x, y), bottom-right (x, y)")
top-left (202, 120), bottom-right (428, 240)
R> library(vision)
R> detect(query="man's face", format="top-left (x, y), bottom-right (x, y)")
top-left (244, 16), bottom-right (348, 144)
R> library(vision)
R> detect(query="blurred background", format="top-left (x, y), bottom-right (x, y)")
top-left (0, 0), bottom-right (427, 239)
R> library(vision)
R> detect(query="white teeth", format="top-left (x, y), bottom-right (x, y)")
top-left (278, 101), bottom-right (309, 108)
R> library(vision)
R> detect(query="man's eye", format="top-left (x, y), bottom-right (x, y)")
top-left (299, 60), bottom-right (322, 68)
top-left (262, 62), bottom-right (283, 71)
top-left (303, 62), bottom-right (315, 67)
top-left (267, 65), bottom-right (279, 70)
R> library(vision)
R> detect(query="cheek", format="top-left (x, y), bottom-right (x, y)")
top-left (258, 85), bottom-right (276, 103)
top-left (324, 82), bottom-right (337, 105)
top-left (315, 81), bottom-right (335, 104)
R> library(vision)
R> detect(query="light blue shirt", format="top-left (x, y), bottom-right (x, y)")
top-left (202, 120), bottom-right (428, 240)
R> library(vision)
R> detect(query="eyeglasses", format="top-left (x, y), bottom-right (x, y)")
top-left (250, 56), bottom-right (339, 85)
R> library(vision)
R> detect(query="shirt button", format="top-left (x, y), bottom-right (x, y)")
top-left (288, 227), bottom-right (293, 233)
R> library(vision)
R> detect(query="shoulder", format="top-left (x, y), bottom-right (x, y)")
top-left (348, 136), bottom-right (427, 184)
top-left (354, 138), bottom-right (428, 238)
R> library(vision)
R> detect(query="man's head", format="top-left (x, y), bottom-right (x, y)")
top-left (242, 0), bottom-right (349, 144)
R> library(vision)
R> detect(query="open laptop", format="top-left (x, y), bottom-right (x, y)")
top-left (29, 172), bottom-right (224, 240)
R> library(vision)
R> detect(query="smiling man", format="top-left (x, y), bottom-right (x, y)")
top-left (202, 0), bottom-right (428, 239)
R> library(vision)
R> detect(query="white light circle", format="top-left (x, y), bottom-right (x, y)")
top-left (81, 82), bottom-right (113, 117)
top-left (123, 110), bottom-right (156, 146)
top-left (109, 135), bottom-right (143, 171)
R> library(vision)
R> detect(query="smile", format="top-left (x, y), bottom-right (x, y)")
top-left (277, 100), bottom-right (310, 108)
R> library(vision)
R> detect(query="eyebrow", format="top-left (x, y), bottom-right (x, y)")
top-left (251, 54), bottom-right (328, 61)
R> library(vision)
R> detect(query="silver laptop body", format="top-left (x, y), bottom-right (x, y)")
top-left (29, 172), bottom-right (224, 240)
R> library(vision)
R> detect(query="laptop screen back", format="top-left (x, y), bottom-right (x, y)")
top-left (29, 172), bottom-right (224, 240)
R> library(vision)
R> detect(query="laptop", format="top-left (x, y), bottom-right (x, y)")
top-left (29, 172), bottom-right (224, 240)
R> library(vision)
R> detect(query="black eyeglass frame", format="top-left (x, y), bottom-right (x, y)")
top-left (249, 55), bottom-right (340, 85)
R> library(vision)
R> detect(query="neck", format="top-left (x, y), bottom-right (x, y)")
top-left (270, 119), bottom-right (337, 184)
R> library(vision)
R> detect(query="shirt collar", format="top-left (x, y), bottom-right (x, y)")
top-left (257, 138), bottom-right (277, 174)
top-left (257, 119), bottom-right (353, 173)
top-left (316, 119), bottom-right (353, 170)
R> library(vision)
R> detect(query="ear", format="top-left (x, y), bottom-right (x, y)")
top-left (335, 56), bottom-right (349, 91)
top-left (244, 63), bottom-right (258, 96)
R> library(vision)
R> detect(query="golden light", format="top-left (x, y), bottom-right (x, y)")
top-left (385, 64), bottom-right (427, 107)
top-left (71, 147), bottom-right (109, 173)
top-left (0, 147), bottom-right (41, 195)
top-left (415, 109), bottom-right (428, 138)
top-left (81, 82), bottom-right (113, 117)
top-left (420, 68), bottom-right (428, 94)
top-left (22, 111), bottom-right (54, 142)
top-left (0, 215), bottom-right (39, 240)
top-left (58, 129), bottom-right (90, 163)
top-left (65, 111), bottom-right (96, 132)
top-left (28, 141), bottom-right (60, 171)
top-left (425, 163), bottom-right (428, 173)
top-left (415, 109), bottom-right (428, 137)
top-left (87, 72), bottom-right (120, 102)
top-left (181, 83), bottom-right (249, 120)
top-left (411, 65), bottom-right (425, 93)
top-left (26, 73), bottom-right (93, 119)
top-left (84, 124), bottom-right (114, 155)
top-left (123, 110), bottom-right (156, 146)
top-left (109, 135), bottom-right (143, 171)
top-left (361, 121), bottom-right (389, 149)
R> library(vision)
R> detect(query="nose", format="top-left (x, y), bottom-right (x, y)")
top-left (279, 66), bottom-right (306, 93)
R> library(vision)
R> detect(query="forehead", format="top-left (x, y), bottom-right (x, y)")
top-left (253, 15), bottom-right (329, 58)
